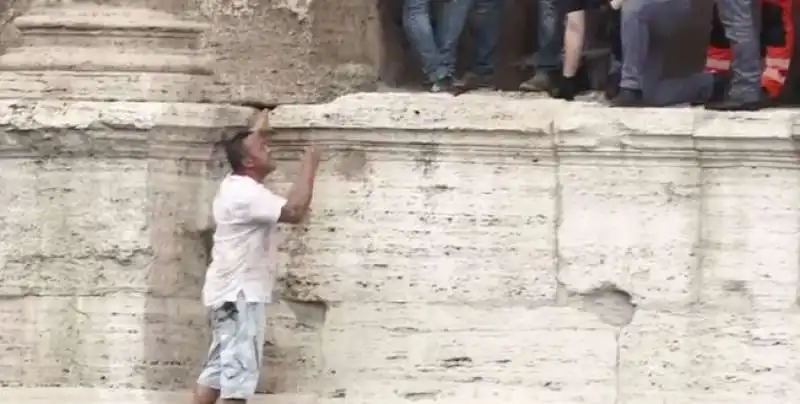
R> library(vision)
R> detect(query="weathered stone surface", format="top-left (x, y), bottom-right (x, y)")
top-left (319, 304), bottom-right (617, 404)
top-left (2, 91), bottom-right (800, 404)
top-left (620, 309), bottom-right (800, 404)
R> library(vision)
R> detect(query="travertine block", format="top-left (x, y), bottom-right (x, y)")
top-left (319, 303), bottom-right (617, 404)
top-left (270, 154), bottom-right (558, 303)
top-left (0, 158), bottom-right (151, 296)
top-left (698, 167), bottom-right (800, 310)
top-left (557, 163), bottom-right (701, 306)
top-left (553, 105), bottom-right (701, 307)
top-left (0, 296), bottom-right (206, 388)
top-left (620, 309), bottom-right (800, 404)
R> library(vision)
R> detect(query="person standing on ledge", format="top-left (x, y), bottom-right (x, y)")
top-left (519, 0), bottom-right (566, 92)
top-left (705, 0), bottom-right (764, 110)
top-left (403, 0), bottom-right (473, 92)
top-left (193, 109), bottom-right (322, 404)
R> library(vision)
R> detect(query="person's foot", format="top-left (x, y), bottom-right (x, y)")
top-left (604, 71), bottom-right (621, 101)
top-left (551, 75), bottom-right (578, 101)
top-left (610, 88), bottom-right (644, 107)
top-left (520, 70), bottom-right (556, 92)
top-left (430, 76), bottom-right (455, 93)
top-left (454, 72), bottom-right (493, 91)
top-left (704, 98), bottom-right (765, 111)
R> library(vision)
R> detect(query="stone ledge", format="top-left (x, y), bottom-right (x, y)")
top-left (269, 93), bottom-right (800, 155)
top-left (0, 100), bottom-right (253, 130)
top-left (0, 100), bottom-right (256, 159)
top-left (0, 388), bottom-right (316, 404)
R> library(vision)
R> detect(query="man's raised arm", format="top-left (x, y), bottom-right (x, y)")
top-left (279, 146), bottom-right (321, 224)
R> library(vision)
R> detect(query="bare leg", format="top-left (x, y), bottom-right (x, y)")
top-left (562, 10), bottom-right (586, 78)
top-left (551, 9), bottom-right (586, 100)
top-left (194, 384), bottom-right (220, 404)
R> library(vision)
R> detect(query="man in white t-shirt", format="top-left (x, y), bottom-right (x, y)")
top-left (193, 110), bottom-right (321, 404)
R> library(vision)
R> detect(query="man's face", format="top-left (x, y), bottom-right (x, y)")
top-left (243, 132), bottom-right (276, 178)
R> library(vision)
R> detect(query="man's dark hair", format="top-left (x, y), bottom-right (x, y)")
top-left (225, 129), bottom-right (253, 173)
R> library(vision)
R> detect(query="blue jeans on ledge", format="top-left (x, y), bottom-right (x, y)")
top-left (403, 0), bottom-right (474, 82)
top-left (534, 0), bottom-right (566, 72)
top-left (467, 0), bottom-right (502, 77)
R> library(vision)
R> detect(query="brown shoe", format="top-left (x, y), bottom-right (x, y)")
top-left (454, 72), bottom-right (493, 91)
top-left (520, 70), bottom-right (556, 92)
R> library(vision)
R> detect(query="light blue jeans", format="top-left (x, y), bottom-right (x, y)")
top-left (197, 291), bottom-right (266, 400)
top-left (403, 0), bottom-right (474, 82)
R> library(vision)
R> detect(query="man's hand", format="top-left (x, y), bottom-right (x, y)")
top-left (251, 109), bottom-right (271, 135)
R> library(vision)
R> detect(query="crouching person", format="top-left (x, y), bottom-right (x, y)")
top-left (611, 0), bottom-right (726, 107)
top-left (193, 110), bottom-right (321, 404)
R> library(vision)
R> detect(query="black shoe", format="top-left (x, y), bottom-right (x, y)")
top-left (551, 74), bottom-right (578, 101)
top-left (704, 98), bottom-right (764, 111)
top-left (604, 71), bottom-right (621, 101)
top-left (610, 88), bottom-right (644, 107)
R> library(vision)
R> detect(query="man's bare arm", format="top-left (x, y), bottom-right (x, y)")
top-left (279, 146), bottom-right (321, 224)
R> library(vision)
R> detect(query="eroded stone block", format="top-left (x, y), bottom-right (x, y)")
top-left (557, 163), bottom-right (701, 307)
top-left (319, 303), bottom-right (618, 404)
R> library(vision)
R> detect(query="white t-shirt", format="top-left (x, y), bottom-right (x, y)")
top-left (202, 174), bottom-right (287, 307)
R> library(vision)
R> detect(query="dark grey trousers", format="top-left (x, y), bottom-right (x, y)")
top-left (715, 0), bottom-right (762, 101)
top-left (620, 0), bottom-right (715, 106)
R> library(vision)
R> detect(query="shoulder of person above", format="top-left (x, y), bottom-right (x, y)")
top-left (609, 0), bottom-right (625, 10)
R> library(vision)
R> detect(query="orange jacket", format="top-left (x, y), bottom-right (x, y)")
top-left (705, 0), bottom-right (794, 98)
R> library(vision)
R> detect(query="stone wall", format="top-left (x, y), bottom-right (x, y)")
top-left (1, 87), bottom-right (799, 402)
top-left (260, 93), bottom-right (798, 403)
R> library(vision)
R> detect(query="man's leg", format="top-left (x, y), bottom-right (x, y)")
top-left (521, 0), bottom-right (565, 91)
top-left (644, 73), bottom-right (717, 106)
top-left (195, 311), bottom-right (223, 404)
top-left (552, 9), bottom-right (586, 100)
top-left (457, 0), bottom-right (502, 89)
top-left (706, 0), bottom-right (764, 110)
top-left (610, 0), bottom-right (651, 106)
top-left (196, 295), bottom-right (266, 404)
top-left (403, 0), bottom-right (450, 90)
top-left (194, 385), bottom-right (220, 404)
top-left (218, 295), bottom-right (267, 404)
top-left (605, 8), bottom-right (623, 100)
top-left (435, 0), bottom-right (474, 78)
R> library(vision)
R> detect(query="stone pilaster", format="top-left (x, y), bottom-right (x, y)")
top-left (0, 1), bottom-right (253, 389)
